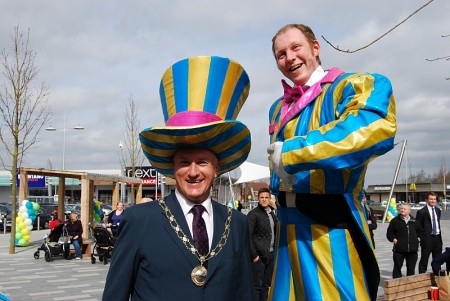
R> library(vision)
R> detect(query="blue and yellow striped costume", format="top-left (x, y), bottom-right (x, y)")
top-left (268, 68), bottom-right (396, 301)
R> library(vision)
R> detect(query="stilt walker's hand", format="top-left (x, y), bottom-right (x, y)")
top-left (267, 142), bottom-right (294, 186)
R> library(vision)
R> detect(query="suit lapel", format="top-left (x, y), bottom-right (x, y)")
top-left (424, 207), bottom-right (432, 222)
top-left (206, 201), bottom-right (228, 281)
top-left (161, 193), bottom-right (198, 268)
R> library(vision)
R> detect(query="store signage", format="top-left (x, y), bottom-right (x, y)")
top-left (126, 166), bottom-right (158, 178)
top-left (125, 166), bottom-right (160, 187)
top-left (374, 186), bottom-right (391, 191)
top-left (17, 174), bottom-right (47, 188)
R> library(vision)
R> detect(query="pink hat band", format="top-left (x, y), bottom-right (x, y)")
top-left (166, 111), bottom-right (223, 127)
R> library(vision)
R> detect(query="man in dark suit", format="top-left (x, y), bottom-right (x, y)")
top-left (102, 56), bottom-right (254, 300)
top-left (248, 187), bottom-right (277, 301)
top-left (416, 192), bottom-right (443, 274)
top-left (362, 190), bottom-right (377, 249)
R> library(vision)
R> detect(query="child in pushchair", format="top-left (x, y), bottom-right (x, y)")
top-left (34, 219), bottom-right (70, 262)
top-left (89, 223), bottom-right (115, 264)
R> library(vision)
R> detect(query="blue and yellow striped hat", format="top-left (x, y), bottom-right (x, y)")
top-left (139, 56), bottom-right (251, 178)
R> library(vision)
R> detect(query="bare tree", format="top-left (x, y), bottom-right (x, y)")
top-left (0, 26), bottom-right (51, 254)
top-left (119, 95), bottom-right (144, 205)
top-left (322, 0), bottom-right (435, 53)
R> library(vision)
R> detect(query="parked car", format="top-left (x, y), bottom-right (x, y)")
top-left (1, 203), bottom-right (52, 231)
top-left (367, 201), bottom-right (382, 207)
top-left (368, 202), bottom-right (385, 220)
top-left (65, 203), bottom-right (81, 216)
top-left (440, 199), bottom-right (450, 210)
top-left (34, 208), bottom-right (51, 230)
top-left (39, 204), bottom-right (59, 219)
top-left (410, 203), bottom-right (424, 210)
top-left (102, 204), bottom-right (112, 216)
top-left (0, 204), bottom-right (12, 231)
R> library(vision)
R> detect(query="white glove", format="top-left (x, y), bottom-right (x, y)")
top-left (267, 142), bottom-right (294, 186)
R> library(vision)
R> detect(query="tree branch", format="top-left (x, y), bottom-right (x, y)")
top-left (321, 0), bottom-right (435, 53)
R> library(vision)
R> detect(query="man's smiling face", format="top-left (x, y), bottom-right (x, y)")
top-left (273, 26), bottom-right (320, 86)
top-left (173, 148), bottom-right (219, 204)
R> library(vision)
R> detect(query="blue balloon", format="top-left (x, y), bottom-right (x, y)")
top-left (26, 202), bottom-right (33, 209)
top-left (28, 208), bottom-right (35, 216)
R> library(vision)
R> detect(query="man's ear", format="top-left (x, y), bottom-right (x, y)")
top-left (215, 162), bottom-right (220, 177)
top-left (313, 39), bottom-right (320, 57)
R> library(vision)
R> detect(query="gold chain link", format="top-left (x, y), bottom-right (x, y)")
top-left (159, 199), bottom-right (232, 263)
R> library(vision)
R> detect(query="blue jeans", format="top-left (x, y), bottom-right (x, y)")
top-left (73, 240), bottom-right (82, 257)
top-left (66, 240), bottom-right (82, 258)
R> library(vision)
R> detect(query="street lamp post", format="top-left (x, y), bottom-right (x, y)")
top-left (46, 117), bottom-right (85, 170)
top-left (119, 141), bottom-right (126, 202)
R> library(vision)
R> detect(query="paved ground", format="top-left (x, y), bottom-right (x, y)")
top-left (0, 217), bottom-right (449, 300)
top-left (0, 229), bottom-right (110, 301)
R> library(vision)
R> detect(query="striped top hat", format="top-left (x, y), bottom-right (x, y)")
top-left (139, 55), bottom-right (251, 178)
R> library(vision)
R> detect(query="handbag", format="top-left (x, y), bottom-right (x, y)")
top-left (437, 270), bottom-right (450, 301)
top-left (58, 236), bottom-right (69, 244)
top-left (58, 226), bottom-right (70, 244)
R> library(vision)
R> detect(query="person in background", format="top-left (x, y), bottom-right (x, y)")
top-left (416, 192), bottom-right (443, 273)
top-left (248, 187), bottom-right (277, 301)
top-left (362, 190), bottom-right (377, 248)
top-left (140, 197), bottom-right (154, 203)
top-left (49, 218), bottom-right (64, 231)
top-left (102, 56), bottom-right (254, 301)
top-left (386, 203), bottom-right (419, 278)
top-left (431, 247), bottom-right (450, 275)
top-left (65, 212), bottom-right (83, 260)
top-left (108, 201), bottom-right (125, 237)
top-left (267, 23), bottom-right (396, 300)
top-left (236, 199), bottom-right (243, 212)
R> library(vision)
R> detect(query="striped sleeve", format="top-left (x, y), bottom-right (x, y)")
top-left (282, 72), bottom-right (396, 174)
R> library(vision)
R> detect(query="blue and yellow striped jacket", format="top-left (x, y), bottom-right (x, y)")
top-left (268, 68), bottom-right (396, 301)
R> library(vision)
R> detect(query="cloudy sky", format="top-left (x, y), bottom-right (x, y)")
top-left (1, 0), bottom-right (449, 187)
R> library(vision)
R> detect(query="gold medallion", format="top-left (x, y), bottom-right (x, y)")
top-left (191, 265), bottom-right (207, 286)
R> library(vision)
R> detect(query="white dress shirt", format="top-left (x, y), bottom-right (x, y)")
top-left (175, 189), bottom-right (214, 248)
top-left (427, 205), bottom-right (440, 235)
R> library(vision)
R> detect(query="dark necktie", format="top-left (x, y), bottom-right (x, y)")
top-left (282, 79), bottom-right (309, 104)
top-left (432, 207), bottom-right (437, 235)
top-left (192, 205), bottom-right (209, 256)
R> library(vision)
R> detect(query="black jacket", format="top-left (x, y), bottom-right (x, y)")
top-left (247, 205), bottom-right (277, 259)
top-left (386, 214), bottom-right (419, 253)
top-left (365, 204), bottom-right (377, 246)
top-left (66, 220), bottom-right (83, 244)
top-left (103, 193), bottom-right (254, 301)
top-left (416, 205), bottom-right (442, 246)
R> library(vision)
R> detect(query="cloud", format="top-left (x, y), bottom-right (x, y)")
top-left (1, 0), bottom-right (449, 187)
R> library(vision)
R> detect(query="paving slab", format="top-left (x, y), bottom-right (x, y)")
top-left (1, 217), bottom-right (449, 300)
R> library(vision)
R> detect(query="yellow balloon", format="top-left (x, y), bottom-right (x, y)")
top-left (21, 228), bottom-right (29, 236)
top-left (16, 216), bottom-right (24, 223)
top-left (18, 222), bottom-right (25, 229)
top-left (23, 235), bottom-right (31, 242)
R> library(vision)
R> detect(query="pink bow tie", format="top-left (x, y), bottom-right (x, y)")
top-left (282, 80), bottom-right (309, 104)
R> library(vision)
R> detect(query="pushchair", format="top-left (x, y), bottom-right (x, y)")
top-left (34, 219), bottom-right (70, 262)
top-left (89, 224), bottom-right (115, 264)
